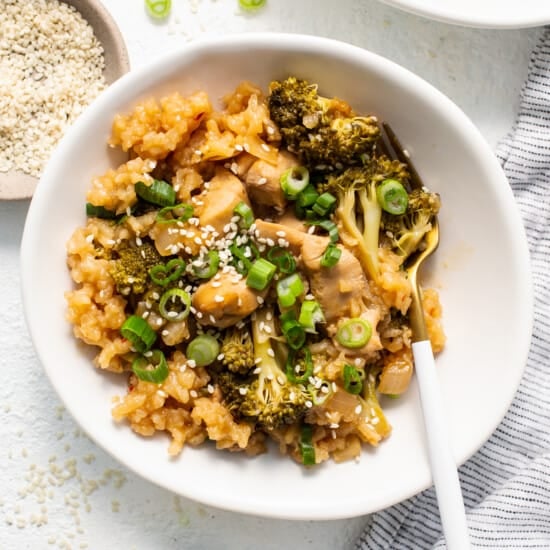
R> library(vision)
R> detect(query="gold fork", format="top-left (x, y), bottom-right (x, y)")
top-left (379, 123), bottom-right (471, 549)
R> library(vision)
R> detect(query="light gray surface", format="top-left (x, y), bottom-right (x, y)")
top-left (0, 1), bottom-right (542, 548)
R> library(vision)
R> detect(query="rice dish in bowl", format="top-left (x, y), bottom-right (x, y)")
top-left (21, 33), bottom-right (532, 519)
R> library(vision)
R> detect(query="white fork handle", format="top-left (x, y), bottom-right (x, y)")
top-left (412, 340), bottom-right (471, 550)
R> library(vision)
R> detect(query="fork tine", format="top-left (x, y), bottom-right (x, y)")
top-left (380, 122), bottom-right (424, 191)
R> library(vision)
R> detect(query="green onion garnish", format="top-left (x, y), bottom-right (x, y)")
top-left (377, 179), bottom-right (408, 215)
top-left (309, 219), bottom-right (339, 243)
top-left (121, 315), bottom-right (156, 353)
top-left (135, 180), bottom-right (176, 207)
top-left (246, 258), bottom-right (276, 290)
top-left (267, 246), bottom-right (296, 274)
top-left (286, 347), bottom-right (313, 383)
top-left (238, 0), bottom-right (267, 11)
top-left (336, 318), bottom-right (372, 349)
top-left (281, 313), bottom-right (306, 351)
top-left (312, 192), bottom-right (337, 217)
top-left (308, 380), bottom-right (333, 406)
top-left (233, 201), bottom-right (254, 229)
top-left (280, 166), bottom-right (310, 198)
top-left (145, 0), bottom-right (172, 19)
top-left (296, 184), bottom-right (319, 208)
top-left (298, 300), bottom-right (325, 333)
top-left (299, 424), bottom-right (316, 466)
top-left (148, 258), bottom-right (185, 287)
top-left (229, 244), bottom-right (253, 275)
top-left (186, 334), bottom-right (220, 367)
top-left (86, 203), bottom-right (117, 219)
top-left (320, 243), bottom-right (341, 268)
top-left (159, 288), bottom-right (191, 322)
top-left (276, 273), bottom-right (304, 308)
top-left (342, 364), bottom-right (365, 395)
top-left (156, 203), bottom-right (194, 224)
top-left (192, 250), bottom-right (220, 279)
top-left (132, 349), bottom-right (169, 384)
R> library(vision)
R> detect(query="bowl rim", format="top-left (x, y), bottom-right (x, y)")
top-left (377, 0), bottom-right (550, 29)
top-left (21, 32), bottom-right (534, 520)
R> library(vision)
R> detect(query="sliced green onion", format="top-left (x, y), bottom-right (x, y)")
top-left (286, 347), bottom-right (313, 383)
top-left (281, 313), bottom-right (306, 351)
top-left (192, 250), bottom-right (220, 279)
top-left (246, 258), bottom-right (276, 290)
top-left (159, 288), bottom-right (191, 322)
top-left (276, 273), bottom-right (304, 308)
top-left (233, 201), bottom-right (254, 229)
top-left (148, 258), bottom-right (185, 286)
top-left (336, 318), bottom-right (372, 349)
top-left (229, 244), bottom-right (253, 275)
top-left (309, 219), bottom-right (339, 243)
top-left (342, 364), bottom-right (365, 394)
top-left (156, 203), bottom-right (194, 224)
top-left (320, 243), bottom-right (341, 268)
top-left (86, 203), bottom-right (117, 219)
top-left (145, 0), bottom-right (172, 19)
top-left (308, 380), bottom-right (333, 406)
top-left (299, 424), bottom-right (316, 466)
top-left (121, 315), bottom-right (156, 353)
top-left (298, 300), bottom-right (325, 333)
top-left (267, 247), bottom-right (296, 274)
top-left (135, 180), bottom-right (176, 207)
top-left (280, 166), bottom-right (310, 198)
top-left (238, 0), bottom-right (267, 11)
top-left (132, 349), bottom-right (169, 384)
top-left (296, 184), bottom-right (319, 208)
top-left (312, 192), bottom-right (337, 217)
top-left (377, 179), bottom-right (408, 215)
top-left (186, 334), bottom-right (220, 367)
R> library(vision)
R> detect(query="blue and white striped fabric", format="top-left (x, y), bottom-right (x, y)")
top-left (357, 27), bottom-right (550, 550)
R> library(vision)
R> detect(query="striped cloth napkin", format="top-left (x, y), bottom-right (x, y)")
top-left (357, 27), bottom-right (550, 550)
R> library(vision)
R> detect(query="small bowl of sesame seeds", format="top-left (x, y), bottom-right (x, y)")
top-left (0, 0), bottom-right (129, 200)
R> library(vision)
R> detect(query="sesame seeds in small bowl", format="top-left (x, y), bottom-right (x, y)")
top-left (0, 0), bottom-right (129, 200)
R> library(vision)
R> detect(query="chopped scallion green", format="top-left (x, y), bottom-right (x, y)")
top-left (336, 318), bottom-right (372, 349)
top-left (280, 166), bottom-right (310, 198)
top-left (246, 258), bottom-right (276, 290)
top-left (342, 364), bottom-right (365, 394)
top-left (135, 180), bottom-right (176, 207)
top-left (132, 349), bottom-right (169, 383)
top-left (276, 273), bottom-right (304, 308)
top-left (299, 424), bottom-right (316, 466)
top-left (298, 300), bottom-right (325, 333)
top-left (320, 243), bottom-right (341, 268)
top-left (145, 0), bottom-right (172, 19)
top-left (148, 258), bottom-right (185, 286)
top-left (159, 288), bottom-right (191, 322)
top-left (377, 179), bottom-right (408, 215)
top-left (192, 250), bottom-right (220, 279)
top-left (233, 201), bottom-right (254, 229)
top-left (121, 315), bottom-right (156, 353)
top-left (156, 203), bottom-right (194, 224)
top-left (186, 334), bottom-right (220, 367)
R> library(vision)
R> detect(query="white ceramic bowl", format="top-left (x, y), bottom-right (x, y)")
top-left (21, 33), bottom-right (532, 520)
top-left (377, 0), bottom-right (550, 28)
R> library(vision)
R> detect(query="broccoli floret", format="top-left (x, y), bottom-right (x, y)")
top-left (356, 365), bottom-right (392, 444)
top-left (220, 325), bottom-right (255, 375)
top-left (109, 241), bottom-right (162, 295)
top-left (268, 77), bottom-right (380, 170)
top-left (381, 188), bottom-right (440, 262)
top-left (216, 307), bottom-right (309, 431)
top-left (320, 158), bottom-right (409, 283)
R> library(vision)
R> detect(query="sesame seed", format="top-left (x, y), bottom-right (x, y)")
top-left (257, 177), bottom-right (268, 185)
top-left (355, 405), bottom-right (363, 415)
top-left (305, 400), bottom-right (313, 408)
top-left (238, 387), bottom-right (248, 395)
top-left (267, 348), bottom-right (275, 357)
top-left (190, 390), bottom-right (198, 398)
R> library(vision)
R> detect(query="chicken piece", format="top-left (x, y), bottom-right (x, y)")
top-left (253, 218), bottom-right (307, 256)
top-left (244, 150), bottom-right (299, 212)
top-left (300, 234), bottom-right (372, 324)
top-left (192, 272), bottom-right (266, 328)
top-left (275, 210), bottom-right (309, 234)
top-left (199, 167), bottom-right (250, 234)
